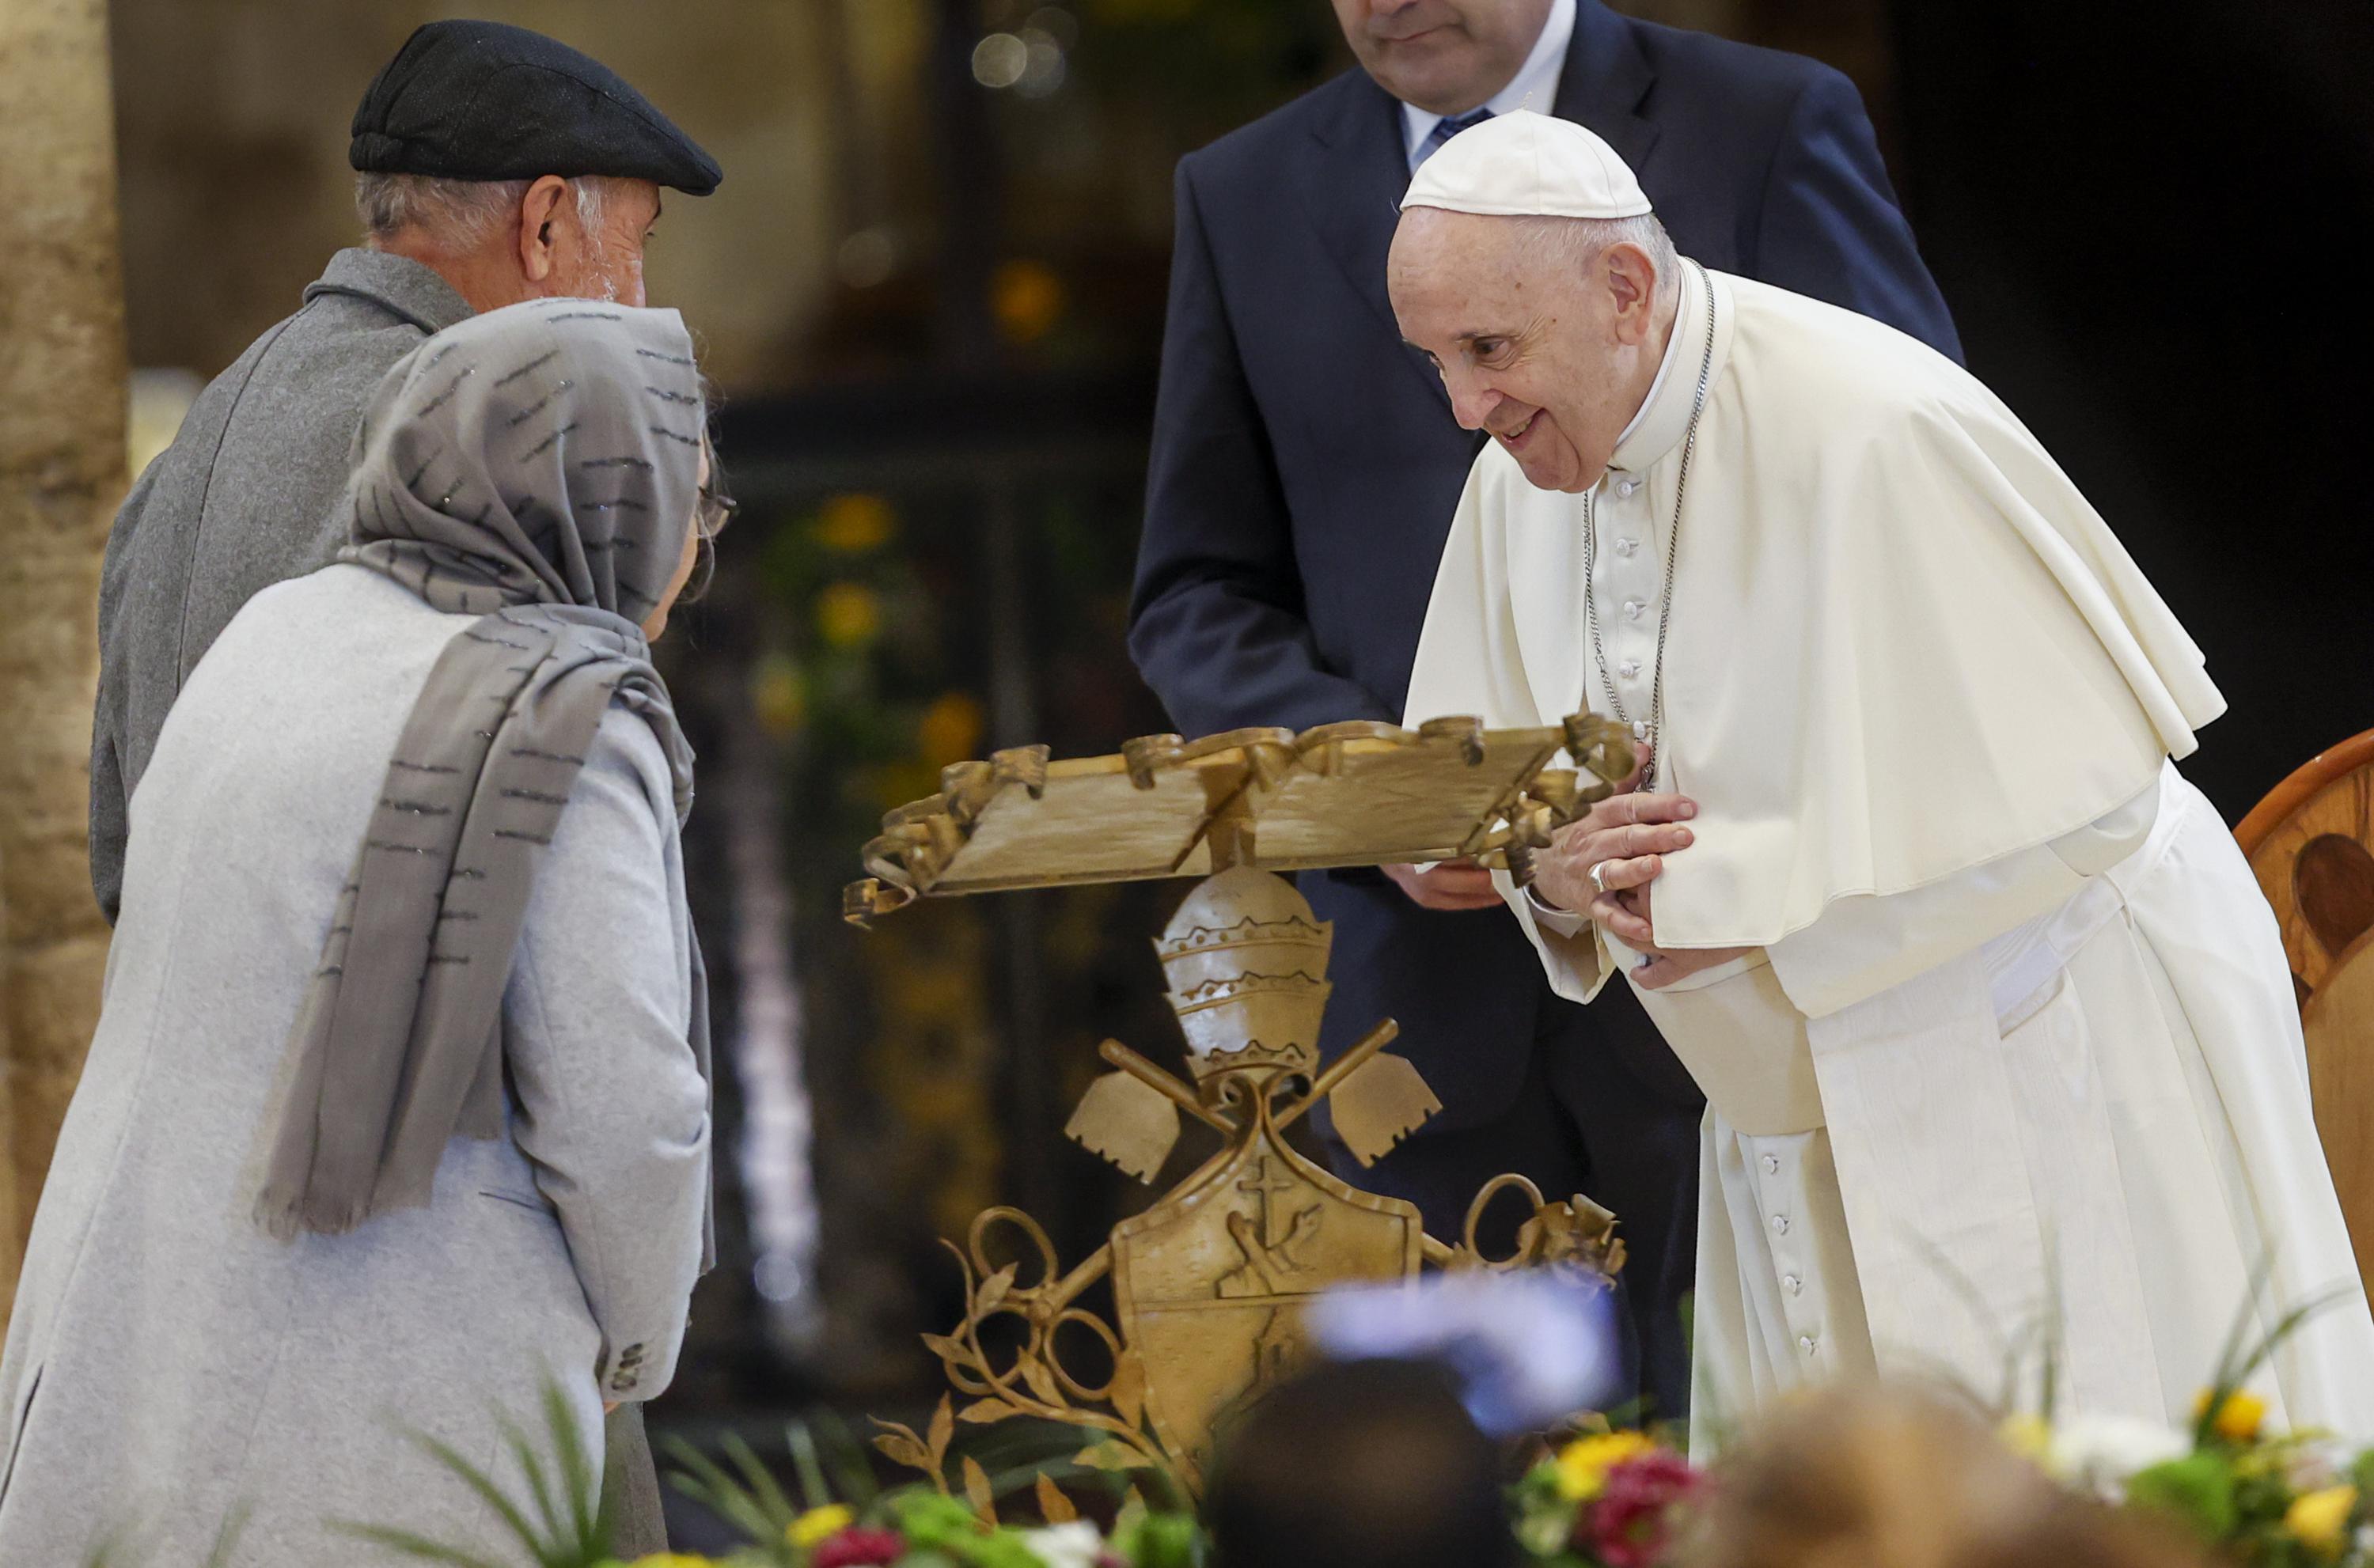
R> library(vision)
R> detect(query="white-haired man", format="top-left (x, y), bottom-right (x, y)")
top-left (90, 20), bottom-right (721, 924)
top-left (1390, 111), bottom-right (2374, 1441)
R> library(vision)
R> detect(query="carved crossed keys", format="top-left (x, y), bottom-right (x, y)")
top-left (850, 714), bottom-right (1639, 1498)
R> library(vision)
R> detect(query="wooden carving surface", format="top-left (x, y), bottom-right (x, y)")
top-left (894, 869), bottom-right (1629, 1497)
top-left (1109, 1091), bottom-right (1424, 1471)
top-left (846, 713), bottom-right (1633, 923)
top-left (2241, 733), bottom-right (2374, 998)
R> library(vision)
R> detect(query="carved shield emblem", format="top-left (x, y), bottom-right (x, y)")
top-left (1110, 1120), bottom-right (1424, 1464)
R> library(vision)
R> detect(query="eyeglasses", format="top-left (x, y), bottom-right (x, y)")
top-left (696, 483), bottom-right (740, 539)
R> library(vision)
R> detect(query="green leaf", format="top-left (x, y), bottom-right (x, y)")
top-left (1073, 1441), bottom-right (1143, 1472)
top-left (540, 1380), bottom-right (605, 1556)
top-left (334, 1522), bottom-right (512, 1568)
top-left (2126, 1453), bottom-right (2241, 1541)
top-left (787, 1420), bottom-right (834, 1514)
top-left (723, 1430), bottom-right (801, 1526)
top-left (665, 1434), bottom-right (791, 1543)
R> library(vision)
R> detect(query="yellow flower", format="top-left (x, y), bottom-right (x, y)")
top-left (1553, 1430), bottom-right (1659, 1502)
top-left (815, 581), bottom-right (883, 648)
top-left (2285, 1485), bottom-right (2358, 1556)
top-left (625, 1555), bottom-right (716, 1568)
top-left (2194, 1388), bottom-right (2269, 1443)
top-left (1999, 1413), bottom-right (2052, 1462)
top-left (790, 1502), bottom-right (856, 1548)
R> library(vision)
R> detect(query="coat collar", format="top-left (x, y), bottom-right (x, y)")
top-left (1553, 0), bottom-right (1660, 176)
top-left (303, 248), bottom-right (474, 335)
top-left (1305, 70), bottom-right (1443, 407)
top-left (1302, 2), bottom-right (1663, 411)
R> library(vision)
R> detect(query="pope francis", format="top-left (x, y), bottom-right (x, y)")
top-left (1388, 112), bottom-right (2374, 1440)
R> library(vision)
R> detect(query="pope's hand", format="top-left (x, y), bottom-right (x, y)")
top-left (1382, 858), bottom-right (1504, 911)
top-left (1530, 771), bottom-right (1699, 920)
top-left (1602, 882), bottom-right (1758, 990)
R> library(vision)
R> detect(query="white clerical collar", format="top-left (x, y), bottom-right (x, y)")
top-left (1401, 0), bottom-right (1576, 170)
top-left (1609, 263), bottom-right (1724, 475)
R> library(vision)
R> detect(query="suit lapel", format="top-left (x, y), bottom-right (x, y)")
top-left (1555, 1), bottom-right (1661, 178)
top-left (1305, 73), bottom-right (1451, 413)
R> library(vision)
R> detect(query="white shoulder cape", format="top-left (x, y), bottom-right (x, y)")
top-left (1406, 269), bottom-right (2225, 950)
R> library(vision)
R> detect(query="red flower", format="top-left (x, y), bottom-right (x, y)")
top-left (1579, 1452), bottom-right (1705, 1568)
top-left (812, 1526), bottom-right (908, 1567)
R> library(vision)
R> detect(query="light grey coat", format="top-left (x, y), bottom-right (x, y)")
top-left (90, 248), bottom-right (472, 926)
top-left (1, 565), bottom-right (710, 1563)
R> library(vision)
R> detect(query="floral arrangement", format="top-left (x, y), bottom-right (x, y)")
top-left (1509, 1426), bottom-right (1707, 1567)
top-left (1503, 1388), bottom-right (2374, 1568)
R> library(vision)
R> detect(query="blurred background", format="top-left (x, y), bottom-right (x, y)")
top-left (98, 0), bottom-right (2374, 1527)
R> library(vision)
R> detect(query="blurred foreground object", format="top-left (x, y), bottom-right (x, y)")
top-left (2236, 727), bottom-right (2374, 1287)
top-left (849, 718), bottom-right (1636, 1492)
top-left (1682, 1386), bottom-right (2211, 1568)
top-left (1309, 1268), bottom-right (1620, 1437)
top-left (1208, 1357), bottom-right (1515, 1568)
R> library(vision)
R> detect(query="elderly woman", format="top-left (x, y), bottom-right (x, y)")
top-left (0, 300), bottom-right (719, 1562)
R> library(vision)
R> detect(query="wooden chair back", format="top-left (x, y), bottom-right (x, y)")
top-left (2236, 729), bottom-right (2374, 1289)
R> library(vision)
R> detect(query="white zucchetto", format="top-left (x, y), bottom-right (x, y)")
top-left (1400, 109), bottom-right (1653, 221)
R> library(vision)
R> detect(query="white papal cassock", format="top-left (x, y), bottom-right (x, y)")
top-left (1404, 263), bottom-right (2374, 1444)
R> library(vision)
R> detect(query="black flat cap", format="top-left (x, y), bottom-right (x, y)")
top-left (351, 21), bottom-right (721, 195)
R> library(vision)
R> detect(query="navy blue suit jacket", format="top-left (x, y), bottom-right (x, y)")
top-left (1128, 2), bottom-right (1961, 1129)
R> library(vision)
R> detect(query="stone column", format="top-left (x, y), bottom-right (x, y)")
top-left (0, 0), bottom-right (127, 1316)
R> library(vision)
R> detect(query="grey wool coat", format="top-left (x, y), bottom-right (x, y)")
top-left (90, 248), bottom-right (472, 926)
top-left (1, 566), bottom-right (711, 1563)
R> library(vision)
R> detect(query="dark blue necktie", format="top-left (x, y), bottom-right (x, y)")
top-left (1417, 108), bottom-right (1493, 168)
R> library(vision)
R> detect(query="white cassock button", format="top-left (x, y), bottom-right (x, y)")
top-left (1617, 659), bottom-right (1641, 680)
top-left (1624, 599), bottom-right (1647, 621)
top-left (1762, 1153), bottom-right (1781, 1175)
top-left (1799, 1334), bottom-right (1818, 1356)
top-left (1614, 536), bottom-right (1640, 557)
top-left (1770, 1214), bottom-right (1789, 1236)
top-left (1618, 478), bottom-right (1640, 497)
top-left (1784, 1274), bottom-right (1803, 1296)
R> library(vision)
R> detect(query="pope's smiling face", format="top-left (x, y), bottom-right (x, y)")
top-left (1389, 207), bottom-right (1666, 494)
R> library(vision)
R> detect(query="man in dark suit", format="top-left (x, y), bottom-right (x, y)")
top-left (1128, 0), bottom-right (1959, 1419)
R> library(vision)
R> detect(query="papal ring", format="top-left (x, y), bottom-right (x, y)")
top-left (1588, 862), bottom-right (1611, 896)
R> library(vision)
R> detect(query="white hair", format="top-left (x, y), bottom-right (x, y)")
top-left (354, 172), bottom-right (614, 251)
top-left (1513, 212), bottom-right (1681, 303)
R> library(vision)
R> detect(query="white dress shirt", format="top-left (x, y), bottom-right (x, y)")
top-left (1401, 0), bottom-right (1576, 170)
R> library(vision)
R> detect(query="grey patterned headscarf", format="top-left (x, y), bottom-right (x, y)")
top-left (258, 297), bottom-right (711, 1248)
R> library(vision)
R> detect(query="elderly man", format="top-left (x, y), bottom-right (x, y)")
top-left (89, 19), bottom-right (720, 924)
top-left (84, 19), bottom-right (719, 1550)
top-left (1394, 112), bottom-right (2374, 1440)
top-left (1128, 0), bottom-right (1959, 1420)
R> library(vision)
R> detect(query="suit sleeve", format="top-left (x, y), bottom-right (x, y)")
top-left (1127, 157), bottom-right (1394, 737)
top-left (503, 706), bottom-right (711, 1403)
top-left (88, 457), bottom-right (165, 926)
top-left (1753, 69), bottom-right (1964, 364)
